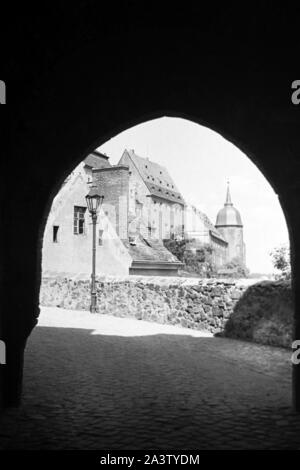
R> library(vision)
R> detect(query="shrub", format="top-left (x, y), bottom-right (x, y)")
top-left (164, 238), bottom-right (217, 277)
top-left (270, 244), bottom-right (291, 280)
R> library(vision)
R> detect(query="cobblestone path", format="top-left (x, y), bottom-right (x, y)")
top-left (2, 307), bottom-right (300, 450)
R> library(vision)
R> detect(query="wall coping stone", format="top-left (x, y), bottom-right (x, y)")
top-left (42, 271), bottom-right (267, 287)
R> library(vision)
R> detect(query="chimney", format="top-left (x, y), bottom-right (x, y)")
top-left (92, 166), bottom-right (129, 239)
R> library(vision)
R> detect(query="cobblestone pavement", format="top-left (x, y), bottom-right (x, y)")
top-left (3, 307), bottom-right (300, 450)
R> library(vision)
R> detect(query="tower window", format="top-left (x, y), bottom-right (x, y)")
top-left (74, 206), bottom-right (86, 235)
top-left (53, 225), bottom-right (59, 243)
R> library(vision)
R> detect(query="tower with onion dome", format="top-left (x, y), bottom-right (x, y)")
top-left (215, 182), bottom-right (246, 266)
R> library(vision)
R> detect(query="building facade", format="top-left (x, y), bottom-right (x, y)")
top-left (42, 157), bottom-right (132, 277)
top-left (43, 150), bottom-right (246, 277)
top-left (43, 151), bottom-right (183, 277)
top-left (117, 149), bottom-right (185, 241)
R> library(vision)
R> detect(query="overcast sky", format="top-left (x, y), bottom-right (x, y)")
top-left (98, 117), bottom-right (289, 273)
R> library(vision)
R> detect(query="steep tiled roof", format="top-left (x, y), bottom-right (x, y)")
top-left (124, 149), bottom-right (185, 205)
top-left (84, 151), bottom-right (111, 170)
top-left (123, 236), bottom-right (181, 262)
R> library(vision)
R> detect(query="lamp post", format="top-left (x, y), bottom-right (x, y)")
top-left (86, 187), bottom-right (104, 313)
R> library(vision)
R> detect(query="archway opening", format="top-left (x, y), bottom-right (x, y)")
top-left (42, 116), bottom-right (290, 283)
top-left (13, 116), bottom-right (296, 450)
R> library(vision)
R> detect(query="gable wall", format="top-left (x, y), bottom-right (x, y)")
top-left (42, 176), bottom-right (132, 276)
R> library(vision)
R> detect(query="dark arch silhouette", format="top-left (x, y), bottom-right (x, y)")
top-left (3, 6), bottom-right (300, 412)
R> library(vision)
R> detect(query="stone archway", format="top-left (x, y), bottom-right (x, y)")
top-left (3, 16), bottom-right (300, 412)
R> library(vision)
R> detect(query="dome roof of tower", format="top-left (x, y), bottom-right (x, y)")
top-left (215, 183), bottom-right (243, 227)
top-left (216, 205), bottom-right (242, 227)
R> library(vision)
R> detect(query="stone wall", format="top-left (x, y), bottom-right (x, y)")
top-left (40, 275), bottom-right (293, 347)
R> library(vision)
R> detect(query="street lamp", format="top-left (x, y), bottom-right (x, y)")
top-left (86, 187), bottom-right (104, 313)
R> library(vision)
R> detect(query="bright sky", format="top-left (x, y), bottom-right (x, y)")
top-left (98, 117), bottom-right (289, 274)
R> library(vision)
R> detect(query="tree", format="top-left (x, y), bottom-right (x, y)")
top-left (270, 244), bottom-right (291, 280)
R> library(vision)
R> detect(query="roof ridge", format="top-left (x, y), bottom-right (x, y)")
top-left (129, 149), bottom-right (167, 169)
top-left (124, 149), bottom-right (151, 193)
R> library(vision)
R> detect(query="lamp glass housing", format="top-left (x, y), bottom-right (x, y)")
top-left (86, 189), bottom-right (104, 214)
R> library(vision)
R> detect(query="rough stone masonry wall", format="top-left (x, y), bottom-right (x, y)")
top-left (40, 275), bottom-right (293, 348)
